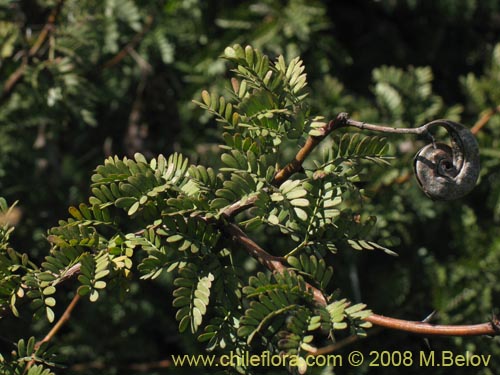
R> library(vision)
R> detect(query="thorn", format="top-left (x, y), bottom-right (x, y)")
top-left (422, 310), bottom-right (438, 323)
top-left (422, 337), bottom-right (432, 351)
top-left (421, 310), bottom-right (437, 351)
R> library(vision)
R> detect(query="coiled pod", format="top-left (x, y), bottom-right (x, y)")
top-left (413, 120), bottom-right (480, 201)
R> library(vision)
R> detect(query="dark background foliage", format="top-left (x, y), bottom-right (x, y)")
top-left (1, 0), bottom-right (499, 374)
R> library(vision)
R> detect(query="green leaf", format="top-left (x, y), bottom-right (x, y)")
top-left (43, 286), bottom-right (56, 296)
top-left (46, 307), bottom-right (55, 323)
top-left (89, 289), bottom-right (99, 302)
top-left (128, 201), bottom-right (140, 216)
top-left (94, 280), bottom-right (106, 289)
top-left (78, 285), bottom-right (91, 296)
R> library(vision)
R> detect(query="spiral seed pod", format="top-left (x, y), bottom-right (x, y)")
top-left (413, 120), bottom-right (480, 200)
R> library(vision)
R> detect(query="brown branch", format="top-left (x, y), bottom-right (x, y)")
top-left (235, 113), bottom-right (460, 217)
top-left (102, 15), bottom-right (154, 69)
top-left (28, 0), bottom-right (65, 57)
top-left (273, 113), bottom-right (349, 186)
top-left (223, 220), bottom-right (500, 337)
top-left (222, 223), bottom-right (328, 306)
top-left (225, 113), bottom-right (351, 220)
top-left (471, 105), bottom-right (500, 135)
top-left (225, 112), bottom-right (424, 218)
top-left (310, 327), bottom-right (384, 355)
top-left (0, 0), bottom-right (65, 104)
top-left (365, 314), bottom-right (499, 336)
top-left (0, 58), bottom-right (27, 102)
top-left (24, 293), bottom-right (81, 373)
top-left (35, 293), bottom-right (81, 349)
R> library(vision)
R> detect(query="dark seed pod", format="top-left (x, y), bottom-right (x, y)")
top-left (413, 120), bottom-right (480, 200)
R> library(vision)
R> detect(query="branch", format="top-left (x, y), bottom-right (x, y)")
top-left (58, 262), bottom-right (82, 283)
top-left (221, 195), bottom-right (259, 218)
top-left (310, 327), bottom-right (384, 355)
top-left (241, 112), bottom-right (434, 218)
top-left (0, 0), bottom-right (65, 104)
top-left (342, 117), bottom-right (431, 135)
top-left (24, 293), bottom-right (81, 373)
top-left (365, 314), bottom-right (499, 336)
top-left (102, 15), bottom-right (154, 69)
top-left (28, 0), bottom-right (65, 57)
top-left (36, 294), bottom-right (81, 349)
top-left (224, 113), bottom-right (351, 218)
top-left (223, 129), bottom-right (339, 216)
top-left (223, 220), bottom-right (500, 337)
top-left (471, 105), bottom-right (500, 135)
top-left (273, 113), bottom-right (349, 185)
top-left (0, 261), bottom-right (81, 320)
top-left (0, 58), bottom-right (27, 103)
top-left (228, 112), bottom-right (424, 216)
top-left (222, 222), bottom-right (328, 306)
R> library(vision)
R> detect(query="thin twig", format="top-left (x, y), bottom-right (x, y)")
top-left (273, 113), bottom-right (349, 185)
top-left (0, 262), bottom-right (82, 320)
top-left (227, 113), bottom-right (430, 218)
top-left (222, 195), bottom-right (259, 218)
top-left (310, 327), bottom-right (384, 355)
top-left (223, 111), bottom-right (344, 216)
top-left (343, 118), bottom-right (431, 135)
top-left (471, 105), bottom-right (500, 135)
top-left (0, 57), bottom-right (27, 102)
top-left (228, 112), bottom-right (424, 216)
top-left (28, 0), bottom-right (65, 57)
top-left (273, 113), bottom-right (434, 187)
top-left (35, 294), bottom-right (81, 349)
top-left (24, 293), bottom-right (81, 373)
top-left (124, 53), bottom-right (151, 156)
top-left (102, 15), bottom-right (154, 69)
top-left (222, 223), bottom-right (327, 306)
top-left (0, 0), bottom-right (65, 104)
